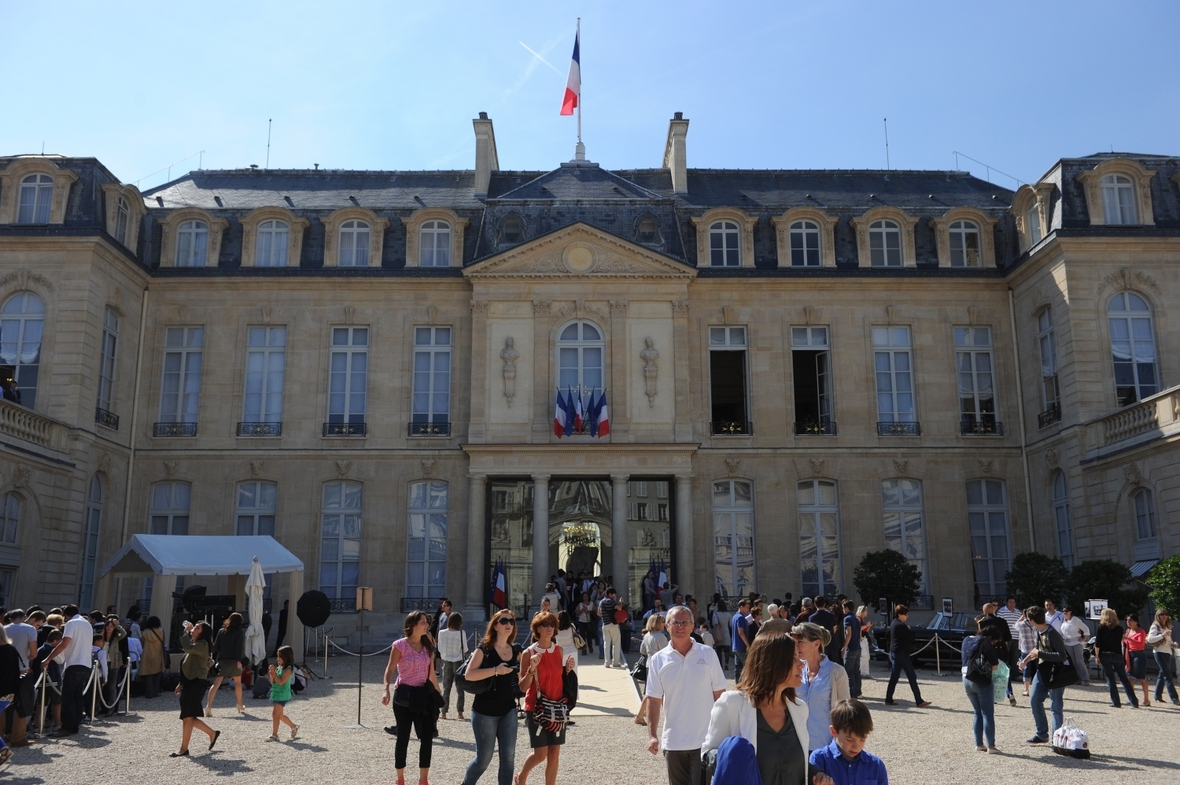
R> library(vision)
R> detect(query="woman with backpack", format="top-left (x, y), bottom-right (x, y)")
top-left (460, 609), bottom-right (522, 785)
top-left (516, 611), bottom-right (575, 785)
top-left (960, 627), bottom-right (1001, 752)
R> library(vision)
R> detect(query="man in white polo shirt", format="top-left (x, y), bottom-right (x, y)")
top-left (645, 605), bottom-right (727, 785)
top-left (43, 604), bottom-right (94, 737)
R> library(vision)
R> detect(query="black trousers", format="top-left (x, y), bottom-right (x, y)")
top-left (392, 702), bottom-right (436, 770)
top-left (61, 665), bottom-right (91, 733)
top-left (885, 651), bottom-right (924, 703)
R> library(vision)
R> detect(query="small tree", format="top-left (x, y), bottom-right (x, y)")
top-left (1065, 558), bottom-right (1148, 618)
top-left (1005, 552), bottom-right (1069, 609)
top-left (1146, 555), bottom-right (1180, 616)
top-left (853, 549), bottom-right (922, 610)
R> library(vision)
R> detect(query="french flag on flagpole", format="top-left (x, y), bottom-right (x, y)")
top-left (490, 558), bottom-right (507, 609)
top-left (562, 388), bottom-right (577, 437)
top-left (560, 29), bottom-right (580, 116)
top-left (553, 389), bottom-right (567, 437)
top-left (596, 389), bottom-right (610, 437)
top-left (572, 388), bottom-right (585, 434)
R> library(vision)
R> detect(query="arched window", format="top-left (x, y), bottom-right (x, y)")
top-left (709, 221), bottom-right (741, 267)
top-left (1133, 488), bottom-right (1159, 560)
top-left (0, 492), bottom-right (20, 545)
top-left (1108, 292), bottom-right (1158, 406)
top-left (882, 479), bottom-right (927, 592)
top-left (419, 221), bottom-right (451, 266)
top-left (17, 174), bottom-right (53, 224)
top-left (1052, 472), bottom-right (1073, 569)
top-left (949, 220), bottom-right (981, 267)
top-left (79, 476), bottom-right (102, 610)
top-left (338, 220), bottom-right (370, 267)
top-left (406, 480), bottom-right (448, 599)
top-left (637, 216), bottom-right (660, 244)
top-left (869, 220), bottom-right (902, 267)
top-left (0, 292), bottom-right (45, 409)
top-left (320, 481), bottom-right (362, 606)
top-left (557, 321), bottom-right (603, 401)
top-left (712, 479), bottom-right (755, 596)
top-left (114, 197), bottom-right (131, 245)
top-left (789, 220), bottom-right (820, 267)
top-left (256, 219), bottom-right (289, 267)
top-left (1101, 174), bottom-right (1138, 225)
top-left (149, 481), bottom-right (190, 535)
top-left (1025, 204), bottom-right (1043, 246)
top-left (499, 216), bottom-right (523, 245)
top-left (176, 220), bottom-right (209, 267)
top-left (797, 480), bottom-right (840, 598)
top-left (236, 481), bottom-right (276, 536)
top-left (966, 479), bottom-right (1010, 598)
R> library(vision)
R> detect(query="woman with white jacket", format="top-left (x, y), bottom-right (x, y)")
top-left (702, 633), bottom-right (834, 785)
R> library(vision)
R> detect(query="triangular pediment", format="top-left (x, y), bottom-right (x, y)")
top-left (464, 223), bottom-right (697, 280)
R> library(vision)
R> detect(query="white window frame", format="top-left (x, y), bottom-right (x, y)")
top-left (869, 220), bottom-right (902, 267)
top-left (328, 326), bottom-right (368, 426)
top-left (712, 479), bottom-right (756, 596)
top-left (791, 325), bottom-right (834, 430)
top-left (79, 476), bottom-right (102, 609)
top-left (1052, 472), bottom-right (1073, 570)
top-left (418, 221), bottom-right (451, 267)
top-left (406, 480), bottom-right (448, 599)
top-left (882, 478), bottom-right (928, 593)
top-left (872, 326), bottom-right (915, 424)
top-left (97, 307), bottom-right (119, 413)
top-left (17, 174), bottom-right (52, 224)
top-left (797, 479), bottom-right (841, 599)
top-left (0, 492), bottom-right (19, 545)
top-left (338, 220), bottom-right (371, 267)
top-left (1108, 292), bottom-right (1159, 407)
top-left (1037, 309), bottom-right (1059, 413)
top-left (256, 219), bottom-right (289, 267)
top-left (159, 327), bottom-right (204, 424)
top-left (236, 481), bottom-right (277, 536)
top-left (1101, 174), bottom-right (1138, 225)
top-left (320, 481), bottom-right (362, 604)
top-left (949, 220), bottom-right (982, 267)
top-left (967, 479), bottom-right (1010, 599)
top-left (1, 292), bottom-right (46, 409)
top-left (175, 220), bottom-right (209, 267)
top-left (243, 326), bottom-right (286, 424)
top-left (412, 326), bottom-right (451, 426)
top-left (1133, 489), bottom-right (1158, 557)
top-left (709, 221), bottom-right (741, 267)
top-left (789, 220), bottom-right (821, 267)
top-left (557, 321), bottom-right (604, 401)
top-left (149, 481), bottom-right (190, 535)
top-left (955, 326), bottom-right (997, 431)
top-left (1025, 204), bottom-right (1043, 246)
top-left (114, 197), bottom-right (131, 245)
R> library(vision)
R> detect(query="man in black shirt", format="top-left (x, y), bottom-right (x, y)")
top-left (808, 597), bottom-right (842, 667)
top-left (884, 604), bottom-right (932, 708)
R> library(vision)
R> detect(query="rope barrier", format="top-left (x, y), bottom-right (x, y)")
top-left (326, 638), bottom-right (393, 658)
top-left (95, 666), bottom-right (131, 711)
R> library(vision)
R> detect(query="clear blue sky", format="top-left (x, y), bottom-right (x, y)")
top-left (4, 1), bottom-right (1178, 191)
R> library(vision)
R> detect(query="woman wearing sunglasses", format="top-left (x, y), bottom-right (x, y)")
top-left (460, 610), bottom-right (523, 785)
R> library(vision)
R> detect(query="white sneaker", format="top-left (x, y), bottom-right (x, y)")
top-left (266, 734), bottom-right (279, 742)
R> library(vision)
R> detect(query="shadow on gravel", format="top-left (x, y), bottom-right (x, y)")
top-left (288, 741), bottom-right (329, 752)
top-left (181, 754), bottom-right (254, 776)
top-left (434, 736), bottom-right (478, 753)
top-left (1000, 751), bottom-right (1180, 772)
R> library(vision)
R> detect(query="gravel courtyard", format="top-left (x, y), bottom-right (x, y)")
top-left (8, 657), bottom-right (1178, 784)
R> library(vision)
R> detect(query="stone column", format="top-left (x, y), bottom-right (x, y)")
top-left (611, 474), bottom-right (630, 601)
top-left (675, 476), bottom-right (695, 599)
top-left (464, 474), bottom-right (488, 622)
top-left (531, 475), bottom-right (550, 607)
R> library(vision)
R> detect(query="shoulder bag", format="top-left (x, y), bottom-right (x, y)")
top-left (455, 646), bottom-right (494, 695)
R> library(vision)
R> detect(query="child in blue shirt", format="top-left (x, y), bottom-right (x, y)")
top-left (808, 699), bottom-right (889, 785)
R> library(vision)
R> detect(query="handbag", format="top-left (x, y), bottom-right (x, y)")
top-left (572, 631), bottom-right (586, 650)
top-left (966, 649), bottom-right (993, 685)
top-left (563, 667), bottom-right (578, 711)
top-left (455, 648), bottom-right (493, 696)
top-left (629, 654), bottom-right (649, 682)
top-left (530, 692), bottom-right (569, 735)
top-left (1052, 717), bottom-right (1091, 759)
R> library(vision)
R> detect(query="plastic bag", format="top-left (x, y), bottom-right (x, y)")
top-left (992, 660), bottom-right (1010, 703)
top-left (1052, 717), bottom-right (1090, 759)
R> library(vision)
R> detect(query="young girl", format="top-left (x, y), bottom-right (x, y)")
top-left (267, 646), bottom-right (300, 741)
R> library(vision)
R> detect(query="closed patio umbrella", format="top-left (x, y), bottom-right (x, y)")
top-left (245, 557), bottom-right (268, 666)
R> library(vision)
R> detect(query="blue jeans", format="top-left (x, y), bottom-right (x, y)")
top-left (462, 709), bottom-right (518, 785)
top-left (1029, 671), bottom-right (1063, 739)
top-left (1153, 649), bottom-right (1178, 703)
top-left (844, 647), bottom-right (862, 698)
top-left (962, 677), bottom-right (995, 747)
top-left (1099, 652), bottom-right (1137, 707)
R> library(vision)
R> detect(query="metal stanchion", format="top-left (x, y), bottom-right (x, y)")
top-left (89, 663), bottom-right (99, 722)
top-left (36, 672), bottom-right (46, 736)
top-left (935, 633), bottom-right (942, 676)
top-left (124, 667), bottom-right (132, 715)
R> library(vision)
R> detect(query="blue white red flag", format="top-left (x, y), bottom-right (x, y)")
top-left (553, 389), bottom-right (567, 437)
top-left (560, 30), bottom-right (580, 116)
top-left (596, 389), bottom-right (610, 437)
top-left (572, 388), bottom-right (585, 434)
top-left (490, 559), bottom-right (507, 609)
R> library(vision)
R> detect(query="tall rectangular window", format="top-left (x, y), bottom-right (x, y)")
top-left (1037, 309), bottom-right (1059, 425)
top-left (243, 326), bottom-right (286, 430)
top-left (236, 481), bottom-right (277, 536)
top-left (327, 326), bottom-right (368, 433)
top-left (406, 481), bottom-right (448, 599)
top-left (709, 326), bottom-right (749, 434)
top-left (149, 482), bottom-right (190, 535)
top-left (97, 308), bottom-right (119, 423)
top-left (967, 480), bottom-right (1010, 599)
top-left (792, 326), bottom-right (834, 434)
top-left (882, 479), bottom-right (927, 593)
top-left (798, 479), bottom-right (841, 599)
top-left (0, 493), bottom-right (19, 545)
top-left (159, 327), bottom-right (203, 425)
top-left (955, 326), bottom-right (999, 434)
top-left (1052, 472), bottom-right (1073, 570)
top-left (320, 481), bottom-right (362, 607)
top-left (713, 480), bottom-right (755, 596)
top-left (873, 326), bottom-right (916, 434)
top-left (411, 326), bottom-right (451, 434)
top-left (79, 476), bottom-right (102, 611)
top-left (1133, 489), bottom-right (1159, 560)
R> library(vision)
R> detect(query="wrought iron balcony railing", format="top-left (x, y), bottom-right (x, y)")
top-left (328, 598), bottom-right (357, 613)
top-left (408, 421), bottom-right (451, 437)
top-left (237, 422), bottom-right (282, 437)
top-left (711, 420), bottom-right (752, 436)
top-left (323, 422), bottom-right (367, 437)
top-left (400, 597), bottom-right (438, 612)
top-left (795, 420), bottom-right (837, 436)
top-left (154, 422), bottom-right (197, 437)
top-left (1038, 403), bottom-right (1061, 429)
top-left (877, 421), bottom-right (920, 436)
top-left (95, 407), bottom-right (119, 430)
top-left (961, 418), bottom-right (1003, 436)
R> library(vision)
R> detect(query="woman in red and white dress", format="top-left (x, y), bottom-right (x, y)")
top-left (515, 611), bottom-right (574, 785)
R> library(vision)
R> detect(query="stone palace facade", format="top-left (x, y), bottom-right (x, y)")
top-left (0, 112), bottom-right (1176, 637)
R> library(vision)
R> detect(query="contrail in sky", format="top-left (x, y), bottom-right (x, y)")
top-left (519, 41), bottom-right (561, 74)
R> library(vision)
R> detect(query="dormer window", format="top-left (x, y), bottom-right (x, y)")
top-left (17, 174), bottom-right (53, 224)
top-left (1025, 205), bottom-right (1042, 245)
top-left (1101, 174), bottom-right (1138, 225)
top-left (949, 220), bottom-right (981, 267)
top-left (339, 220), bottom-right (371, 266)
top-left (869, 220), bottom-right (902, 267)
top-left (114, 197), bottom-right (130, 245)
top-left (419, 220), bottom-right (451, 266)
top-left (709, 221), bottom-right (741, 266)
top-left (257, 220), bottom-right (290, 267)
top-left (789, 221), bottom-right (820, 267)
top-left (500, 216), bottom-right (524, 245)
top-left (176, 220), bottom-right (209, 267)
top-left (637, 216), bottom-right (660, 244)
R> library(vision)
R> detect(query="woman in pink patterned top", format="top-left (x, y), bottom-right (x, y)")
top-left (383, 611), bottom-right (442, 785)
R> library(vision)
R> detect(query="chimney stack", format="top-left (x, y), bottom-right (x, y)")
top-left (473, 112), bottom-right (499, 197)
top-left (663, 111), bottom-right (689, 195)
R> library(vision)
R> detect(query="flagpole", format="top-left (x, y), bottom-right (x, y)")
top-left (576, 18), bottom-right (582, 147)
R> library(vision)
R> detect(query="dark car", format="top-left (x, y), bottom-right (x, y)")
top-left (874, 611), bottom-right (971, 666)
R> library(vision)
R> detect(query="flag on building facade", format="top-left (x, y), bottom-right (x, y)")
top-left (553, 388), bottom-right (567, 437)
top-left (560, 30), bottom-right (580, 116)
top-left (490, 558), bottom-right (507, 609)
top-left (572, 387), bottom-right (585, 434)
top-left (595, 389), bottom-right (610, 436)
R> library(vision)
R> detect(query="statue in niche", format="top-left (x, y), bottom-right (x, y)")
top-left (640, 337), bottom-right (660, 407)
top-left (500, 337), bottom-right (519, 407)
top-left (640, 528), bottom-right (657, 547)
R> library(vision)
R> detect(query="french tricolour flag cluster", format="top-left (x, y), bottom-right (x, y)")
top-left (553, 388), bottom-right (609, 438)
top-left (489, 557), bottom-right (507, 609)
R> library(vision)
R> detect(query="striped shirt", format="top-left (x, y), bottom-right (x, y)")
top-left (996, 606), bottom-right (1022, 637)
top-left (1015, 618), bottom-right (1037, 654)
top-left (437, 629), bottom-right (469, 663)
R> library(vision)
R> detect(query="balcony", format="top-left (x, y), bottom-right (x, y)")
top-left (408, 421), bottom-right (451, 437)
top-left (877, 421), bottom-right (920, 436)
top-left (0, 398), bottom-right (70, 452)
top-left (1083, 385), bottom-right (1180, 461)
top-left (237, 422), bottom-right (282, 437)
top-left (95, 407), bottom-right (119, 430)
top-left (328, 597), bottom-right (357, 613)
top-left (961, 418), bottom-right (1003, 436)
top-left (400, 597), bottom-right (438, 612)
top-left (711, 420), bottom-right (752, 436)
top-left (1037, 403), bottom-right (1061, 429)
top-left (153, 422), bottom-right (197, 437)
top-left (795, 420), bottom-right (837, 436)
top-left (323, 422), bottom-right (367, 437)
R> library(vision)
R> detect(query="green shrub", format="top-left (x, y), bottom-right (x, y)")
top-left (853, 549), bottom-right (922, 609)
top-left (1146, 555), bottom-right (1180, 616)
top-left (1065, 559), bottom-right (1147, 618)
top-left (1005, 552), bottom-right (1069, 609)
